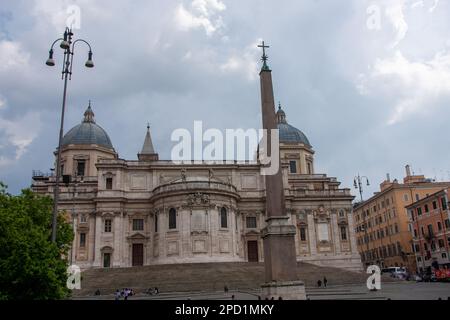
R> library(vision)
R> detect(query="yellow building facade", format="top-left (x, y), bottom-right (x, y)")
top-left (354, 166), bottom-right (450, 273)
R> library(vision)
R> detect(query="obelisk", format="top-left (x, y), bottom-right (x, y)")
top-left (258, 41), bottom-right (306, 300)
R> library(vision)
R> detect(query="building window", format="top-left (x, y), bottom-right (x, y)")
top-left (442, 253), bottom-right (447, 259)
top-left (417, 207), bottom-right (422, 216)
top-left (441, 197), bottom-right (448, 210)
top-left (395, 224), bottom-right (399, 234)
top-left (307, 162), bottom-right (312, 174)
top-left (438, 239), bottom-right (445, 248)
top-left (79, 233), bottom-right (86, 248)
top-left (106, 177), bottom-right (113, 190)
top-left (246, 216), bottom-right (257, 229)
top-left (104, 219), bottom-right (112, 232)
top-left (445, 219), bottom-right (450, 229)
top-left (289, 161), bottom-right (297, 174)
top-left (169, 208), bottom-right (177, 230)
top-left (341, 226), bottom-right (347, 241)
top-left (77, 161), bottom-right (86, 177)
top-left (80, 215), bottom-right (87, 223)
top-left (339, 210), bottom-right (345, 218)
top-left (424, 204), bottom-right (429, 213)
top-left (432, 201), bottom-right (437, 210)
top-left (415, 194), bottom-right (420, 201)
top-left (133, 219), bottom-right (144, 231)
top-left (154, 214), bottom-right (158, 233)
top-left (220, 207), bottom-right (228, 228)
top-left (427, 224), bottom-right (434, 236)
top-left (438, 221), bottom-right (442, 231)
top-left (404, 194), bottom-right (409, 202)
top-left (300, 227), bottom-right (306, 241)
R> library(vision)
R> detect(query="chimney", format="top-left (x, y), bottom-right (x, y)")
top-left (405, 165), bottom-right (411, 177)
top-left (386, 173), bottom-right (391, 182)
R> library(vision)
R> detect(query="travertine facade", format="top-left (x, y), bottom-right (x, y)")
top-left (32, 105), bottom-right (361, 272)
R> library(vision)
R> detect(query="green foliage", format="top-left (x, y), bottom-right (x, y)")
top-left (0, 182), bottom-right (74, 300)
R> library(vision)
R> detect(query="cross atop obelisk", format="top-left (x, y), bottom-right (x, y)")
top-left (257, 40), bottom-right (271, 71)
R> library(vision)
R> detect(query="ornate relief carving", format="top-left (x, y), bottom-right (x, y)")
top-left (187, 192), bottom-right (210, 206)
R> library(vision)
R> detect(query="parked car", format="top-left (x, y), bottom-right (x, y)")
top-left (381, 267), bottom-right (408, 279)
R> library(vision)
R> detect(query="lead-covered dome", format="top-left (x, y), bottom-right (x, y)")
top-left (276, 104), bottom-right (311, 146)
top-left (62, 103), bottom-right (114, 150)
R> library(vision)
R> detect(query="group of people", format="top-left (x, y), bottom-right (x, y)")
top-left (115, 288), bottom-right (135, 300)
top-left (317, 277), bottom-right (328, 288)
top-left (145, 287), bottom-right (159, 295)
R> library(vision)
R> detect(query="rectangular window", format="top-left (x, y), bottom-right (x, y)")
top-left (79, 233), bottom-right (86, 248)
top-left (432, 201), bottom-right (437, 210)
top-left (154, 214), bottom-right (158, 233)
top-left (133, 219), bottom-right (144, 231)
top-left (341, 226), bottom-right (347, 241)
top-left (427, 224), bottom-right (433, 236)
top-left (415, 194), bottom-right (420, 201)
top-left (246, 216), bottom-right (257, 229)
top-left (417, 207), bottom-right (422, 216)
top-left (438, 222), bottom-right (442, 231)
top-left (441, 197), bottom-right (448, 210)
top-left (106, 177), bottom-right (113, 190)
top-left (424, 204), bottom-right (429, 213)
top-left (300, 227), bottom-right (306, 241)
top-left (289, 161), bottom-right (297, 174)
top-left (77, 161), bottom-right (86, 177)
top-left (438, 239), bottom-right (445, 248)
top-left (104, 219), bottom-right (112, 233)
top-left (445, 219), bottom-right (450, 229)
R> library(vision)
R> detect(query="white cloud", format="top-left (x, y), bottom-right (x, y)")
top-left (0, 111), bottom-right (42, 164)
top-left (220, 40), bottom-right (260, 81)
top-left (0, 41), bottom-right (30, 72)
top-left (174, 0), bottom-right (226, 36)
top-left (362, 50), bottom-right (450, 124)
top-left (385, 1), bottom-right (408, 48)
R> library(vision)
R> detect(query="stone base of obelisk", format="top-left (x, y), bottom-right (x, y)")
top-left (261, 280), bottom-right (306, 300)
top-left (261, 216), bottom-right (307, 300)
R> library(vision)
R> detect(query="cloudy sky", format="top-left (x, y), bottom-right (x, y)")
top-left (0, 0), bottom-right (450, 199)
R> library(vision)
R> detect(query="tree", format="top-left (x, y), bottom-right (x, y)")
top-left (0, 182), bottom-right (74, 300)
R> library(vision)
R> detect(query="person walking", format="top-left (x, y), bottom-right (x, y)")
top-left (317, 279), bottom-right (322, 288)
top-left (323, 277), bottom-right (328, 288)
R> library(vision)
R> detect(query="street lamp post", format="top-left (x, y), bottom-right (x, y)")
top-left (46, 28), bottom-right (94, 243)
top-left (354, 174), bottom-right (370, 265)
top-left (354, 173), bottom-right (370, 203)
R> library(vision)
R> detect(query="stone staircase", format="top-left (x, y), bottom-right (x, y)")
top-left (72, 262), bottom-right (398, 298)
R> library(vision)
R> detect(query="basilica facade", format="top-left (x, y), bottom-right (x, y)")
top-left (32, 103), bottom-right (362, 272)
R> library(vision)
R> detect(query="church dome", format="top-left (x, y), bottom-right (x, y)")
top-left (62, 103), bottom-right (114, 150)
top-left (276, 104), bottom-right (311, 146)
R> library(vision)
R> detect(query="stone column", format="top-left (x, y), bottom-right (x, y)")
top-left (93, 214), bottom-right (102, 267)
top-left (332, 212), bottom-right (341, 255)
top-left (307, 211), bottom-right (317, 255)
top-left (258, 50), bottom-right (305, 300)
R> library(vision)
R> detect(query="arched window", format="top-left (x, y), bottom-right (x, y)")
top-left (220, 207), bottom-right (228, 228)
top-left (169, 208), bottom-right (177, 230)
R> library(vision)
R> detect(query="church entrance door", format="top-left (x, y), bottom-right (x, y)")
top-left (247, 241), bottom-right (258, 262)
top-left (132, 244), bottom-right (144, 266)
